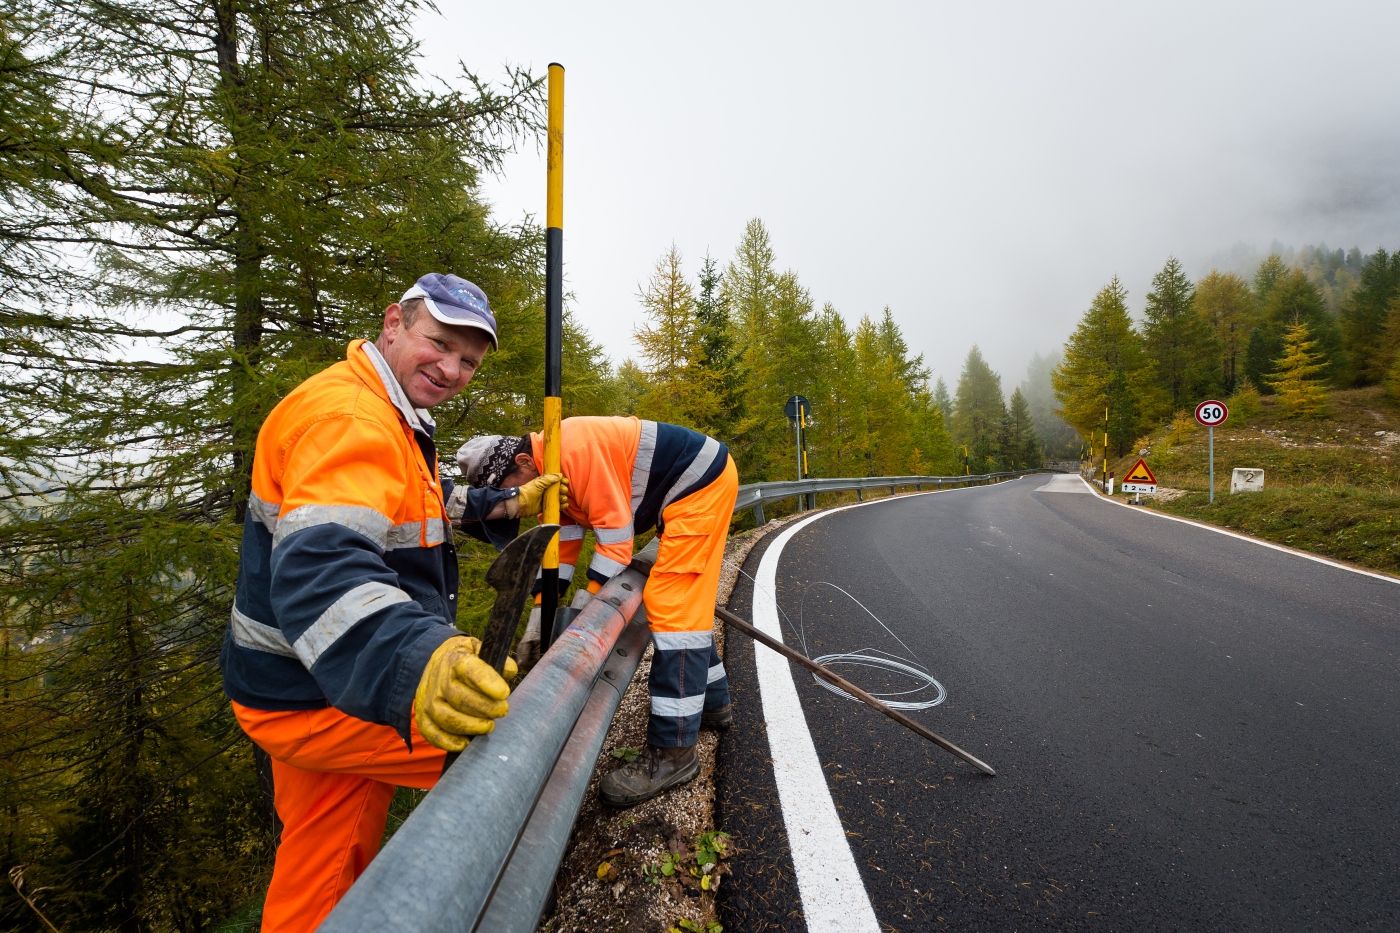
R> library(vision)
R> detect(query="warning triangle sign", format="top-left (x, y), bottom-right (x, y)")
top-left (1123, 458), bottom-right (1157, 484)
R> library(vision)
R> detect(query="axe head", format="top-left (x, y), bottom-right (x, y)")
top-left (477, 523), bottom-right (559, 674)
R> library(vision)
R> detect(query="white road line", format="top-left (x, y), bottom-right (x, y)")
top-left (750, 486), bottom-right (990, 932)
top-left (1074, 475), bottom-right (1400, 586)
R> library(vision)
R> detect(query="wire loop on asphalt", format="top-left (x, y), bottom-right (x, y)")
top-left (726, 562), bottom-right (948, 712)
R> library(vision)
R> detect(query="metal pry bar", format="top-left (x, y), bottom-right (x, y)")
top-left (714, 604), bottom-right (996, 776)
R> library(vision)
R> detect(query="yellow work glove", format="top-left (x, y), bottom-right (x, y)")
top-left (414, 636), bottom-right (519, 752)
top-left (559, 475), bottom-right (571, 511)
top-left (510, 472), bottom-right (562, 518)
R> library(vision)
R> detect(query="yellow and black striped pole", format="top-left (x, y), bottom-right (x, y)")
top-left (1102, 406), bottom-right (1109, 493)
top-left (540, 63), bottom-right (564, 637)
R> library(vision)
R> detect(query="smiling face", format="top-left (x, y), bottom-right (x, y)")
top-left (376, 301), bottom-right (490, 409)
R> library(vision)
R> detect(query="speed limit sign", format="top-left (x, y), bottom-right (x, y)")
top-left (1195, 400), bottom-right (1228, 427)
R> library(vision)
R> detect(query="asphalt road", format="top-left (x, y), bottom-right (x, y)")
top-left (716, 475), bottom-right (1400, 932)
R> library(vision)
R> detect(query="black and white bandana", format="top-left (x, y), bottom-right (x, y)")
top-left (457, 434), bottom-right (526, 488)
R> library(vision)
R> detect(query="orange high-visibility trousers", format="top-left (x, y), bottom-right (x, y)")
top-left (232, 702), bottom-right (446, 933)
top-left (644, 455), bottom-right (739, 636)
top-left (642, 456), bottom-right (738, 747)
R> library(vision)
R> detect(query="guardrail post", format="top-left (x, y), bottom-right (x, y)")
top-left (753, 501), bottom-right (765, 525)
top-left (856, 487), bottom-right (862, 501)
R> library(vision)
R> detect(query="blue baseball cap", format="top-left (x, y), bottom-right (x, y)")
top-left (400, 273), bottom-right (498, 349)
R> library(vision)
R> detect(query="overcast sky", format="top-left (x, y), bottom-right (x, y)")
top-left (415, 2), bottom-right (1400, 392)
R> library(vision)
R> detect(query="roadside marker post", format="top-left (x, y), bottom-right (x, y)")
top-left (541, 63), bottom-right (564, 638)
top-left (786, 395), bottom-right (810, 510)
top-left (1194, 400), bottom-right (1229, 503)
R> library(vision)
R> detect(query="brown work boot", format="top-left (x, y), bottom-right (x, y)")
top-left (598, 744), bottom-right (700, 808)
top-left (701, 703), bottom-right (733, 731)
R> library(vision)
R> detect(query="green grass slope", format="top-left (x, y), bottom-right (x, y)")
top-left (1103, 387), bottom-right (1400, 575)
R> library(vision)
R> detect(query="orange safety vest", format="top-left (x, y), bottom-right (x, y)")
top-left (220, 339), bottom-right (460, 741)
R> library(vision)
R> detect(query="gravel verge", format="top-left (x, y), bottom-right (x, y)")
top-left (538, 516), bottom-right (802, 933)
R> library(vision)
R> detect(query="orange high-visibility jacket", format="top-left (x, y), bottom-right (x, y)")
top-left (220, 339), bottom-right (461, 741)
top-left (527, 417), bottom-right (729, 587)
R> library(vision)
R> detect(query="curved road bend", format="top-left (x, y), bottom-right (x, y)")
top-left (716, 474), bottom-right (1400, 932)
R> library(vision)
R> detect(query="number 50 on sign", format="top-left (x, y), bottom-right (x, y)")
top-left (1195, 400), bottom-right (1228, 427)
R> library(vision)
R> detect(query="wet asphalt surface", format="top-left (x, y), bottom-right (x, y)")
top-left (716, 477), bottom-right (1400, 931)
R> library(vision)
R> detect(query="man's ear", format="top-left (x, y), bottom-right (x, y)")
top-left (382, 302), bottom-right (404, 340)
top-left (514, 452), bottom-right (535, 470)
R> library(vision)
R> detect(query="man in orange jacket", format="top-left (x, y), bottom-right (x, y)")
top-left (220, 274), bottom-right (561, 933)
top-left (457, 417), bottom-right (736, 807)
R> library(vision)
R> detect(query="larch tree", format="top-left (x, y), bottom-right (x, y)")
top-left (1268, 321), bottom-right (1330, 418)
top-left (693, 252), bottom-right (742, 442)
top-left (1195, 270), bottom-right (1256, 394)
top-left (999, 387), bottom-right (1042, 470)
top-left (722, 220), bottom-right (823, 481)
top-left (951, 346), bottom-right (1006, 474)
top-left (1141, 257), bottom-right (1217, 408)
top-left (0, 2), bottom-right (611, 928)
top-left (932, 376), bottom-right (953, 430)
top-left (633, 245), bottom-right (720, 430)
top-left (1052, 278), bottom-right (1163, 457)
top-left (1019, 351), bottom-right (1079, 458)
top-left (810, 304), bottom-right (864, 477)
top-left (1245, 260), bottom-right (1341, 390)
top-left (1339, 249), bottom-right (1400, 386)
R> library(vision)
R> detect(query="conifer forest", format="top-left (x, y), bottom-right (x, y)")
top-left (2, 2), bottom-right (1399, 931)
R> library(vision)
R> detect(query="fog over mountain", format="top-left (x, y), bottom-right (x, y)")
top-left (417, 1), bottom-right (1400, 392)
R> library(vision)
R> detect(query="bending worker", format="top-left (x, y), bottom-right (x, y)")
top-left (457, 417), bottom-right (737, 807)
top-left (219, 273), bottom-right (560, 933)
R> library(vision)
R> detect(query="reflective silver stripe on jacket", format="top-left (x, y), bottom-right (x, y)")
top-left (293, 581), bottom-right (412, 669)
top-left (588, 552), bottom-right (628, 579)
top-left (630, 420), bottom-right (658, 511)
top-left (707, 661), bottom-right (727, 684)
top-left (651, 630), bottom-right (713, 651)
top-left (382, 519), bottom-right (449, 550)
top-left (558, 524), bottom-right (586, 541)
top-left (650, 694), bottom-right (705, 717)
top-left (661, 436), bottom-right (723, 511)
top-left (360, 341), bottom-right (434, 434)
top-left (247, 492), bottom-right (282, 534)
top-left (593, 523), bottom-right (634, 545)
top-left (272, 504), bottom-right (394, 552)
top-left (230, 604), bottom-right (296, 657)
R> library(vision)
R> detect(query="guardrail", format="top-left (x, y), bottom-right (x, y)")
top-left (319, 542), bottom-right (658, 933)
top-left (320, 467), bottom-right (1055, 932)
top-left (737, 469), bottom-right (1054, 523)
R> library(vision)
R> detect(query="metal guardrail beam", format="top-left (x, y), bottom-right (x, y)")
top-left (318, 545), bottom-right (654, 933)
top-left (735, 470), bottom-right (1051, 522)
top-left (476, 616), bottom-right (651, 932)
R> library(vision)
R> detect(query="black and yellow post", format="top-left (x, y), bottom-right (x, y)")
top-left (540, 63), bottom-right (564, 637)
top-left (1102, 406), bottom-right (1109, 494)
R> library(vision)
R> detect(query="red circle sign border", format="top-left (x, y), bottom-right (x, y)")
top-left (1194, 399), bottom-right (1229, 426)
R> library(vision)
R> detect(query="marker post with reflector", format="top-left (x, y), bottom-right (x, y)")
top-left (541, 63), bottom-right (564, 639)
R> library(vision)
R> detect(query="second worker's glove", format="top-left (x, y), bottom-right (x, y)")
top-left (415, 636), bottom-right (519, 752)
top-left (510, 472), bottom-right (562, 518)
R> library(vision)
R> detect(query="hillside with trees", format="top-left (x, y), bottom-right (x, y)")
top-left (1053, 247), bottom-right (1400, 576)
top-left (1053, 247), bottom-right (1400, 460)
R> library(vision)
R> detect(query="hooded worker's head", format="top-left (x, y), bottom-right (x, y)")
top-left (458, 434), bottom-right (538, 489)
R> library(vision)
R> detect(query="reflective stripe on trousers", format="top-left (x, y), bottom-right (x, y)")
top-left (644, 455), bottom-right (738, 747)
